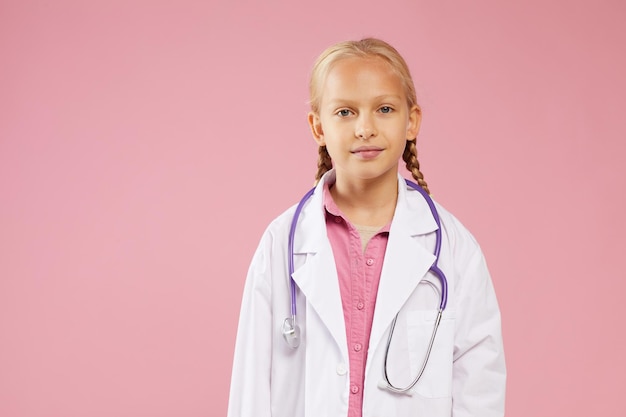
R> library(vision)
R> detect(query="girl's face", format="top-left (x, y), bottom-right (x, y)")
top-left (308, 56), bottom-right (421, 186)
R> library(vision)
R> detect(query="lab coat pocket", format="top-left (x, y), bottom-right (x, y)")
top-left (406, 309), bottom-right (456, 399)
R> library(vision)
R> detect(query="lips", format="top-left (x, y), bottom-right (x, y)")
top-left (351, 146), bottom-right (383, 159)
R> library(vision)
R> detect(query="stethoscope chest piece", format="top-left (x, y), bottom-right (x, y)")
top-left (282, 317), bottom-right (301, 349)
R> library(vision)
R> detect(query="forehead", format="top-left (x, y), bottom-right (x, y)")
top-left (321, 56), bottom-right (406, 103)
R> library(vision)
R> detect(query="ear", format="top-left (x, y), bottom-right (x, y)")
top-left (406, 104), bottom-right (422, 140)
top-left (307, 112), bottom-right (325, 146)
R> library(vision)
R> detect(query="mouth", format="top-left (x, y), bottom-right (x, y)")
top-left (351, 146), bottom-right (383, 159)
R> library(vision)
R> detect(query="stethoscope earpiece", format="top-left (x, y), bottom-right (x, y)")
top-left (282, 317), bottom-right (301, 349)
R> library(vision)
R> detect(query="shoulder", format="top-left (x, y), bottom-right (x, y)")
top-left (252, 204), bottom-right (298, 249)
top-left (434, 202), bottom-right (480, 248)
top-left (428, 201), bottom-right (493, 288)
top-left (437, 201), bottom-right (485, 265)
top-left (245, 205), bottom-right (299, 281)
top-left (254, 189), bottom-right (320, 248)
top-left (403, 185), bottom-right (483, 256)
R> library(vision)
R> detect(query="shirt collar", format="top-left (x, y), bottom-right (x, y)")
top-left (321, 178), bottom-right (391, 233)
top-left (322, 179), bottom-right (342, 218)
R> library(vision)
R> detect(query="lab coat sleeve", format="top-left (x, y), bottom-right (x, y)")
top-left (227, 230), bottom-right (274, 417)
top-left (452, 244), bottom-right (506, 417)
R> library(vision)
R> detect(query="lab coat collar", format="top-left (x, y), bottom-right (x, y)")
top-left (290, 169), bottom-right (441, 361)
top-left (292, 170), bottom-right (438, 254)
top-left (290, 170), bottom-right (346, 358)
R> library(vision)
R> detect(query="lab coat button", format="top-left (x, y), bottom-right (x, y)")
top-left (336, 364), bottom-right (347, 375)
top-left (351, 385), bottom-right (359, 394)
top-left (366, 258), bottom-right (374, 266)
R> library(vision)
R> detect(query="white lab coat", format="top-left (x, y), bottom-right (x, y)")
top-left (228, 171), bottom-right (506, 417)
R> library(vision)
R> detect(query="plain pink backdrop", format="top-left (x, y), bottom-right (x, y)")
top-left (1, 0), bottom-right (625, 416)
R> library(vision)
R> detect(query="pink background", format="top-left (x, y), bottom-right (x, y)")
top-left (1, 0), bottom-right (625, 415)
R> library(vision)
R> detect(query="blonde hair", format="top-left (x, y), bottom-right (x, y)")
top-left (310, 38), bottom-right (430, 194)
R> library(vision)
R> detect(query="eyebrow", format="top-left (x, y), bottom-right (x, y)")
top-left (325, 95), bottom-right (404, 107)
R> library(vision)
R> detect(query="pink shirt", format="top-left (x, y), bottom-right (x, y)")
top-left (323, 184), bottom-right (390, 417)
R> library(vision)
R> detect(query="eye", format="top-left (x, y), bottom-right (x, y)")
top-left (379, 106), bottom-right (393, 114)
top-left (336, 109), bottom-right (353, 117)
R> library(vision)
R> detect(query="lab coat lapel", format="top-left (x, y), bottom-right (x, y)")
top-left (368, 177), bottom-right (438, 357)
top-left (290, 173), bottom-right (349, 361)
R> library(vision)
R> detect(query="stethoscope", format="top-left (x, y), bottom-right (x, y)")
top-left (282, 178), bottom-right (448, 394)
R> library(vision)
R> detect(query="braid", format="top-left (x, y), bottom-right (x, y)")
top-left (403, 140), bottom-right (430, 195)
top-left (314, 146), bottom-right (333, 185)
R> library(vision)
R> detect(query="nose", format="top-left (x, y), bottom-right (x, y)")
top-left (355, 114), bottom-right (377, 140)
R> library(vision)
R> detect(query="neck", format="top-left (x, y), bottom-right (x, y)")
top-left (330, 170), bottom-right (399, 227)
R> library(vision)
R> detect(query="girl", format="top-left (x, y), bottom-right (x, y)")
top-left (227, 38), bottom-right (505, 417)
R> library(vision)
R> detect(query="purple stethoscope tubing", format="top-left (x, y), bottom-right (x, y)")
top-left (287, 187), bottom-right (316, 319)
top-left (287, 178), bottom-right (448, 321)
top-left (404, 179), bottom-right (448, 311)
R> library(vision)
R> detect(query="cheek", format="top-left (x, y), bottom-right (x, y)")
top-left (388, 122), bottom-right (410, 140)
top-left (323, 120), bottom-right (352, 139)
top-left (324, 141), bottom-right (342, 158)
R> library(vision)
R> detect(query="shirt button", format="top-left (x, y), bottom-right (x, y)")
top-left (336, 363), bottom-right (347, 375)
top-left (334, 217), bottom-right (342, 223)
top-left (366, 258), bottom-right (374, 266)
top-left (351, 385), bottom-right (359, 394)
top-left (356, 301), bottom-right (364, 310)
top-left (354, 343), bottom-right (362, 352)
